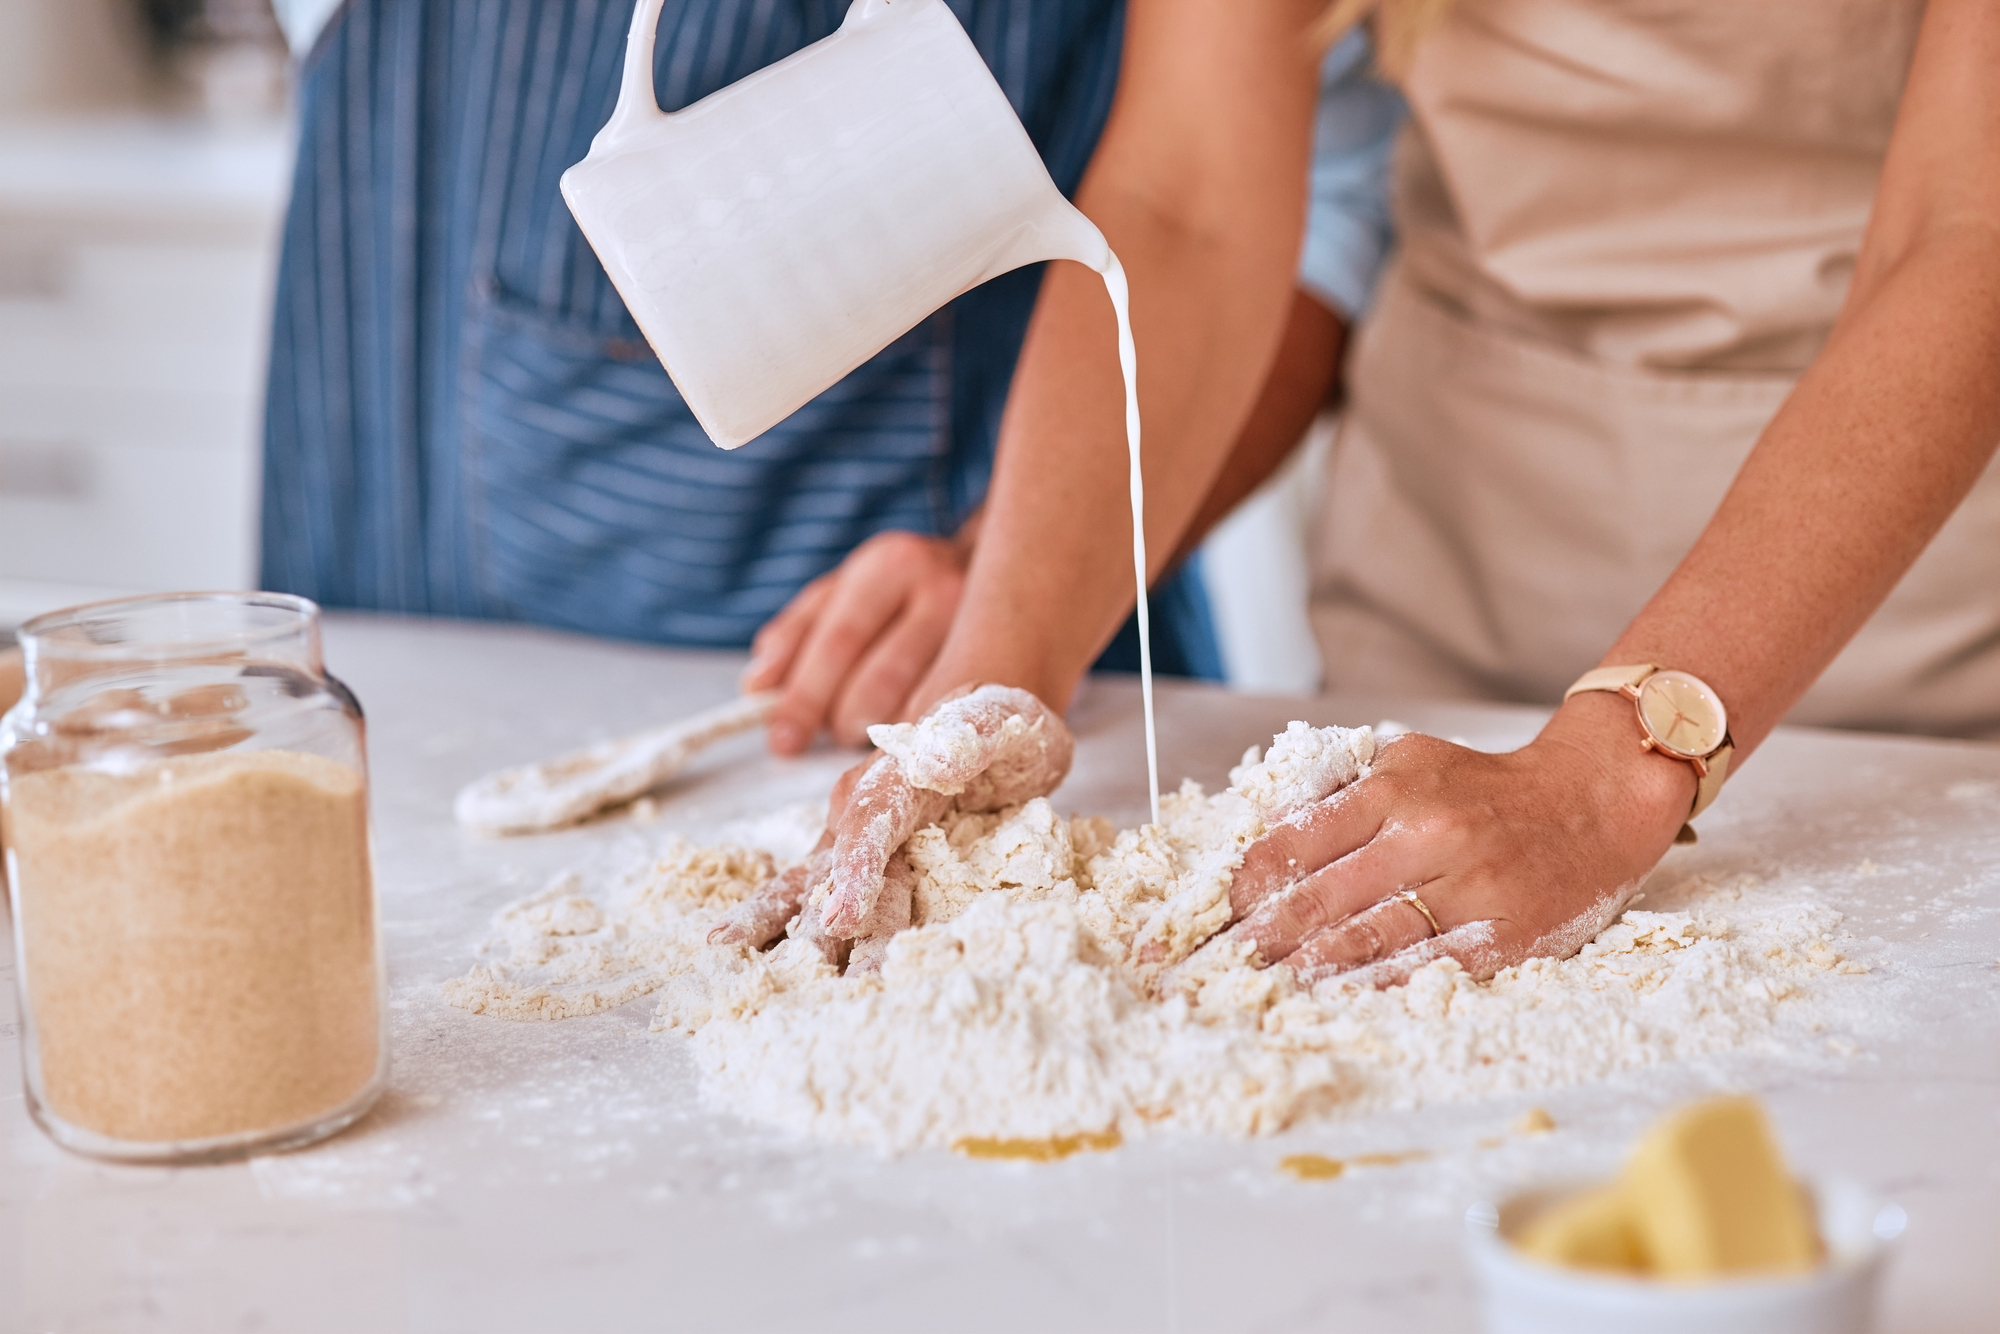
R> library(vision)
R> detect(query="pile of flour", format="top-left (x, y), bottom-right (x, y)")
top-left (445, 722), bottom-right (1867, 1153)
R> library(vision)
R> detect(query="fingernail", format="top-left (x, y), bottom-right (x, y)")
top-left (769, 721), bottom-right (806, 754)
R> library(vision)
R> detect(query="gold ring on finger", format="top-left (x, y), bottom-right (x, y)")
top-left (1393, 889), bottom-right (1441, 938)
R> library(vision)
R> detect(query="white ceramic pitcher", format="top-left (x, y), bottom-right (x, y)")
top-left (561, 0), bottom-right (1111, 449)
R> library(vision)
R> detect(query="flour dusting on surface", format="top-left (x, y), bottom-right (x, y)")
top-left (445, 722), bottom-right (1870, 1153)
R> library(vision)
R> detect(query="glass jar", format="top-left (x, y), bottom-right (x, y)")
top-left (0, 593), bottom-right (385, 1162)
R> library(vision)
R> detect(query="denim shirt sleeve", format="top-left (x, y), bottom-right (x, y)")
top-left (1299, 29), bottom-right (1407, 321)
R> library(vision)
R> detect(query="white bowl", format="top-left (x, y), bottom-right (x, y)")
top-left (1464, 1177), bottom-right (1904, 1334)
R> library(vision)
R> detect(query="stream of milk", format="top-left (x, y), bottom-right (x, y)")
top-left (1095, 254), bottom-right (1159, 827)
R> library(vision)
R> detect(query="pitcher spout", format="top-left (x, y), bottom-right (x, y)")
top-left (973, 196), bottom-right (1112, 288)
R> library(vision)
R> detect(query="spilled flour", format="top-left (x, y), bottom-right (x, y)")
top-left (446, 722), bottom-right (1868, 1153)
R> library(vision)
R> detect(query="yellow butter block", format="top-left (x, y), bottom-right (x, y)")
top-left (1621, 1096), bottom-right (1819, 1277)
top-left (1517, 1185), bottom-right (1646, 1272)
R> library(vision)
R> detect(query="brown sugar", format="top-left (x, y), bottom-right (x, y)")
top-left (5, 749), bottom-right (381, 1144)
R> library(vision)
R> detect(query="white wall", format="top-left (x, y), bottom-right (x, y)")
top-left (0, 1), bottom-right (291, 632)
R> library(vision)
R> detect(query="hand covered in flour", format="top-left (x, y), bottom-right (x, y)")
top-left (708, 684), bottom-right (1073, 971)
top-left (1217, 693), bottom-right (1697, 988)
top-left (743, 529), bottom-right (974, 755)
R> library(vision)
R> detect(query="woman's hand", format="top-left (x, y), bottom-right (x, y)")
top-left (743, 529), bottom-right (972, 755)
top-left (709, 685), bottom-right (1073, 970)
top-left (1215, 693), bottom-right (1696, 988)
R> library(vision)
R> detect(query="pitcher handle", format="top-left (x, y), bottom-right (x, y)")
top-left (604, 0), bottom-right (669, 137)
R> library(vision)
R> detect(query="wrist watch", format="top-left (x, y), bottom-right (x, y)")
top-left (1564, 664), bottom-right (1735, 827)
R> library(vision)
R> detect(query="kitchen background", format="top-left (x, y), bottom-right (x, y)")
top-left (0, 0), bottom-right (1327, 693)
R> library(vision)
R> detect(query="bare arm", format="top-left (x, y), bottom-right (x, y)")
top-left (909, 0), bottom-right (1326, 714)
top-left (1221, 0), bottom-right (2000, 986)
top-left (1167, 287), bottom-right (1344, 570)
top-left (1593, 0), bottom-right (2000, 763)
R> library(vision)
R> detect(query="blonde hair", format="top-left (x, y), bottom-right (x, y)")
top-left (1313, 0), bottom-right (1455, 78)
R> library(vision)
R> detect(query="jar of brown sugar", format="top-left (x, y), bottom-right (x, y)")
top-left (1, 593), bottom-right (384, 1162)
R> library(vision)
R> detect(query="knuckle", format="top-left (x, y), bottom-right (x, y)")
top-left (1243, 833), bottom-right (1310, 888)
top-left (872, 531), bottom-right (928, 563)
top-left (1343, 918), bottom-right (1388, 962)
top-left (1265, 880), bottom-right (1336, 940)
top-left (1370, 770), bottom-right (1414, 805)
top-left (816, 623), bottom-right (871, 662)
top-left (920, 564), bottom-right (966, 602)
top-left (1423, 808), bottom-right (1476, 850)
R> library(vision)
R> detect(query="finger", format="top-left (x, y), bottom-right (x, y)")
top-left (823, 760), bottom-right (867, 828)
top-left (821, 754), bottom-right (951, 937)
top-left (768, 551), bottom-right (921, 754)
top-left (1220, 828), bottom-right (1432, 965)
top-left (829, 573), bottom-right (962, 747)
top-left (845, 849), bottom-right (916, 975)
top-left (1319, 914), bottom-right (1527, 991)
top-left (787, 883), bottom-right (849, 969)
top-left (743, 576), bottom-right (834, 694)
top-left (708, 846), bottom-right (828, 948)
top-left (1284, 891), bottom-right (1446, 986)
top-left (1229, 775), bottom-right (1398, 921)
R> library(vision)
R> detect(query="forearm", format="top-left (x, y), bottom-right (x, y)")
top-left (924, 2), bottom-right (1322, 711)
top-left (1599, 225), bottom-right (2000, 760)
top-left (943, 210), bottom-right (1296, 707)
top-left (1596, 0), bottom-right (2000, 765)
top-left (1168, 288), bottom-right (1345, 570)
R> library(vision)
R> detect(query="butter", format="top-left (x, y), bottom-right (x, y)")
top-left (1621, 1096), bottom-right (1819, 1277)
top-left (1511, 1097), bottom-right (1821, 1279)
top-left (1517, 1185), bottom-right (1645, 1272)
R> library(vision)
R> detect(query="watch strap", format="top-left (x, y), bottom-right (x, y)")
top-left (1690, 739), bottom-right (1733, 819)
top-left (1563, 663), bottom-right (1659, 700)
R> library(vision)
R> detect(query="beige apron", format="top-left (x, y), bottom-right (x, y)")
top-left (1310, 0), bottom-right (2000, 737)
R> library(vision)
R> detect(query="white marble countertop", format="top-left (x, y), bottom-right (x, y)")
top-left (3, 613), bottom-right (1997, 1332)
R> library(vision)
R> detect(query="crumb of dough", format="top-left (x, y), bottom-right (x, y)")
top-left (953, 1128), bottom-right (1123, 1161)
top-left (1280, 1153), bottom-right (1346, 1180)
top-left (1229, 720), bottom-right (1375, 817)
top-left (445, 723), bottom-right (1873, 1154)
top-left (1514, 1106), bottom-right (1557, 1135)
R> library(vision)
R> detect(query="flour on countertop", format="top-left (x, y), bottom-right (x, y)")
top-left (445, 721), bottom-right (1868, 1153)
top-left (439, 840), bottom-right (774, 1021)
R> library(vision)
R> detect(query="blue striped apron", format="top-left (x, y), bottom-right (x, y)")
top-left (261, 0), bottom-right (1220, 677)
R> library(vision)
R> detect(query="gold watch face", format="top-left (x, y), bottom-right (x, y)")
top-left (1635, 670), bottom-right (1727, 760)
